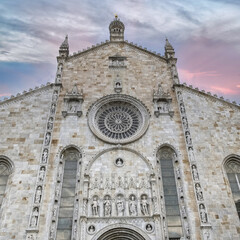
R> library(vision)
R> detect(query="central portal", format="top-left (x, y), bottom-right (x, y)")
top-left (97, 227), bottom-right (146, 240)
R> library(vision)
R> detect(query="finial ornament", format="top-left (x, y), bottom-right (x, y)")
top-left (115, 14), bottom-right (118, 19)
top-left (109, 16), bottom-right (125, 41)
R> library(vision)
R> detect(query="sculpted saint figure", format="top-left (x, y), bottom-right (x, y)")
top-left (45, 132), bottom-right (51, 146)
top-left (30, 207), bottom-right (39, 227)
top-left (129, 195), bottom-right (137, 216)
top-left (195, 183), bottom-right (204, 201)
top-left (34, 186), bottom-right (42, 203)
top-left (116, 196), bottom-right (124, 216)
top-left (91, 197), bottom-right (99, 216)
top-left (104, 196), bottom-right (111, 217)
top-left (38, 167), bottom-right (45, 182)
top-left (42, 149), bottom-right (48, 163)
top-left (192, 165), bottom-right (199, 180)
top-left (141, 195), bottom-right (149, 215)
top-left (200, 204), bottom-right (208, 223)
top-left (47, 117), bottom-right (54, 130)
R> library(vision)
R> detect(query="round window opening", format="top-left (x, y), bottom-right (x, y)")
top-left (87, 95), bottom-right (150, 144)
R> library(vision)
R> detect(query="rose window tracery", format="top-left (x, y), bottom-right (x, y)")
top-left (88, 95), bottom-right (150, 144)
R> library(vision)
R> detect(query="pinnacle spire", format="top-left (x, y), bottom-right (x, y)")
top-left (59, 35), bottom-right (69, 58)
top-left (165, 38), bottom-right (175, 58)
top-left (109, 15), bottom-right (125, 42)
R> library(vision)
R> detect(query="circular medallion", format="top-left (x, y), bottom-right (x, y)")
top-left (87, 95), bottom-right (150, 144)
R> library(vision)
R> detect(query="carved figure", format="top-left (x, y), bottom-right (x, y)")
top-left (104, 196), bottom-right (111, 217)
top-left (69, 102), bottom-right (78, 113)
top-left (52, 206), bottom-right (57, 217)
top-left (52, 91), bottom-right (58, 101)
top-left (38, 166), bottom-right (45, 182)
top-left (45, 132), bottom-right (51, 146)
top-left (180, 103), bottom-right (185, 113)
top-left (192, 165), bottom-right (199, 180)
top-left (116, 195), bottom-right (125, 216)
top-left (203, 230), bottom-right (210, 240)
top-left (27, 234), bottom-right (35, 240)
top-left (181, 205), bottom-right (187, 218)
top-left (55, 184), bottom-right (60, 199)
top-left (178, 185), bottom-right (184, 198)
top-left (146, 224), bottom-right (153, 231)
top-left (34, 186), bottom-right (42, 203)
top-left (42, 149), bottom-right (48, 163)
top-left (129, 195), bottom-right (137, 216)
top-left (105, 177), bottom-right (111, 189)
top-left (51, 103), bottom-right (56, 114)
top-left (177, 91), bottom-right (183, 101)
top-left (30, 207), bottom-right (39, 227)
top-left (182, 117), bottom-right (188, 129)
top-left (195, 183), bottom-right (204, 201)
top-left (118, 176), bottom-right (124, 188)
top-left (88, 225), bottom-right (95, 233)
top-left (129, 177), bottom-right (136, 189)
top-left (199, 204), bottom-right (208, 223)
top-left (57, 165), bottom-right (63, 180)
top-left (141, 195), bottom-right (149, 215)
top-left (116, 158), bottom-right (123, 166)
top-left (47, 117), bottom-right (54, 130)
top-left (185, 131), bottom-right (192, 145)
top-left (91, 197), bottom-right (99, 216)
top-left (176, 168), bottom-right (181, 179)
top-left (188, 147), bottom-right (195, 162)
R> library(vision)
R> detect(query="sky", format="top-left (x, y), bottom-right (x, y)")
top-left (0, 0), bottom-right (240, 102)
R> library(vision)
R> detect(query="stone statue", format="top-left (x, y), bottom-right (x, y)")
top-left (52, 91), bottom-right (58, 102)
top-left (182, 117), bottom-right (188, 129)
top-left (129, 177), bottom-right (136, 189)
top-left (104, 196), bottom-right (111, 217)
top-left (188, 147), bottom-right (195, 162)
top-left (192, 165), bottom-right (199, 180)
top-left (57, 165), bottom-right (63, 180)
top-left (195, 183), bottom-right (204, 201)
top-left (93, 177), bottom-right (99, 189)
top-left (117, 176), bottom-right (124, 188)
top-left (185, 131), bottom-right (192, 145)
top-left (199, 204), bottom-right (208, 223)
top-left (51, 103), bottom-right (56, 114)
top-left (141, 195), bottom-right (149, 215)
top-left (30, 207), bottom-right (39, 227)
top-left (38, 166), bottom-right (45, 182)
top-left (180, 103), bottom-right (185, 114)
top-left (34, 186), bottom-right (42, 203)
top-left (203, 230), bottom-right (210, 240)
top-left (105, 177), bottom-right (111, 189)
top-left (91, 197), bottom-right (99, 216)
top-left (42, 149), bottom-right (48, 163)
top-left (116, 195), bottom-right (125, 216)
top-left (45, 132), bottom-right (51, 146)
top-left (116, 158), bottom-right (123, 166)
top-left (146, 224), bottom-right (153, 231)
top-left (47, 117), bottom-right (54, 130)
top-left (129, 195), bottom-right (137, 216)
top-left (88, 225), bottom-right (95, 233)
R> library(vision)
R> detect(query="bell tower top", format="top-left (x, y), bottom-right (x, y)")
top-left (109, 15), bottom-right (125, 42)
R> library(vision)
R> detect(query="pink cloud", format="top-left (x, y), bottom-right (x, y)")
top-left (0, 93), bottom-right (11, 97)
top-left (210, 86), bottom-right (237, 95)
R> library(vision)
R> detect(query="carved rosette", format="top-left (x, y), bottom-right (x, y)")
top-left (87, 95), bottom-right (150, 144)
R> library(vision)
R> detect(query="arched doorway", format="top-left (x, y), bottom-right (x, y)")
top-left (92, 223), bottom-right (151, 240)
top-left (97, 227), bottom-right (146, 240)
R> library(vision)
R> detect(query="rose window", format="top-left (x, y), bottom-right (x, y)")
top-left (88, 95), bottom-right (150, 144)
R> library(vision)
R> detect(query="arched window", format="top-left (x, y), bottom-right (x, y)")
top-left (225, 157), bottom-right (240, 219)
top-left (157, 147), bottom-right (183, 239)
top-left (56, 148), bottom-right (81, 240)
top-left (0, 157), bottom-right (13, 207)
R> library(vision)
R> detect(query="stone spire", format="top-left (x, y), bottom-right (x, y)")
top-left (109, 15), bottom-right (125, 42)
top-left (59, 35), bottom-right (69, 58)
top-left (164, 38), bottom-right (175, 59)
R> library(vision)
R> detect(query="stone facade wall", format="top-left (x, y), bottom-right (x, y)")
top-left (179, 87), bottom-right (240, 240)
top-left (0, 86), bottom-right (54, 239)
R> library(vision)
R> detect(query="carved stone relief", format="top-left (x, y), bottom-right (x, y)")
top-left (109, 54), bottom-right (127, 68)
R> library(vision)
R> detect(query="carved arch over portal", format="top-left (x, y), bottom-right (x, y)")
top-left (85, 146), bottom-right (154, 174)
top-left (91, 223), bottom-right (151, 240)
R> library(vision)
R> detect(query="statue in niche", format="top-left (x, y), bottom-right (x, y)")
top-left (181, 205), bottom-right (187, 218)
top-left (182, 117), bottom-right (188, 129)
top-left (104, 196), bottom-right (112, 217)
top-left (203, 230), bottom-right (210, 240)
top-left (116, 158), bottom-right (124, 167)
top-left (118, 176), bottom-right (124, 188)
top-left (141, 195), bottom-right (149, 215)
top-left (129, 177), bottom-right (136, 189)
top-left (129, 195), bottom-right (137, 216)
top-left (178, 185), bottom-right (184, 198)
top-left (93, 177), bottom-right (99, 189)
top-left (91, 196), bottom-right (99, 216)
top-left (42, 149), bottom-right (48, 163)
top-left (177, 91), bottom-right (183, 101)
top-left (45, 132), bottom-right (51, 146)
top-left (51, 103), bottom-right (56, 114)
top-left (176, 168), bottom-right (181, 179)
top-left (180, 103), bottom-right (185, 114)
top-left (195, 183), bottom-right (204, 201)
top-left (146, 224), bottom-right (153, 231)
top-left (158, 101), bottom-right (169, 113)
top-left (188, 147), bottom-right (195, 162)
top-left (116, 195), bottom-right (125, 216)
top-left (30, 207), bottom-right (39, 227)
top-left (47, 117), bottom-right (54, 130)
top-left (68, 101), bottom-right (78, 113)
top-left (38, 166), bottom-right (45, 182)
top-left (192, 165), bottom-right (199, 181)
top-left (199, 204), bottom-right (208, 223)
top-left (105, 177), bottom-right (111, 189)
top-left (88, 225), bottom-right (95, 233)
top-left (52, 91), bottom-right (58, 102)
top-left (185, 131), bottom-right (192, 145)
top-left (34, 186), bottom-right (42, 204)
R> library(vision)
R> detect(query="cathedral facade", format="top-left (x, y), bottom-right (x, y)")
top-left (0, 17), bottom-right (240, 240)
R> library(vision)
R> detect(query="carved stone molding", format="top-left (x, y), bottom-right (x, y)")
top-left (62, 85), bottom-right (84, 117)
top-left (109, 54), bottom-right (127, 69)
